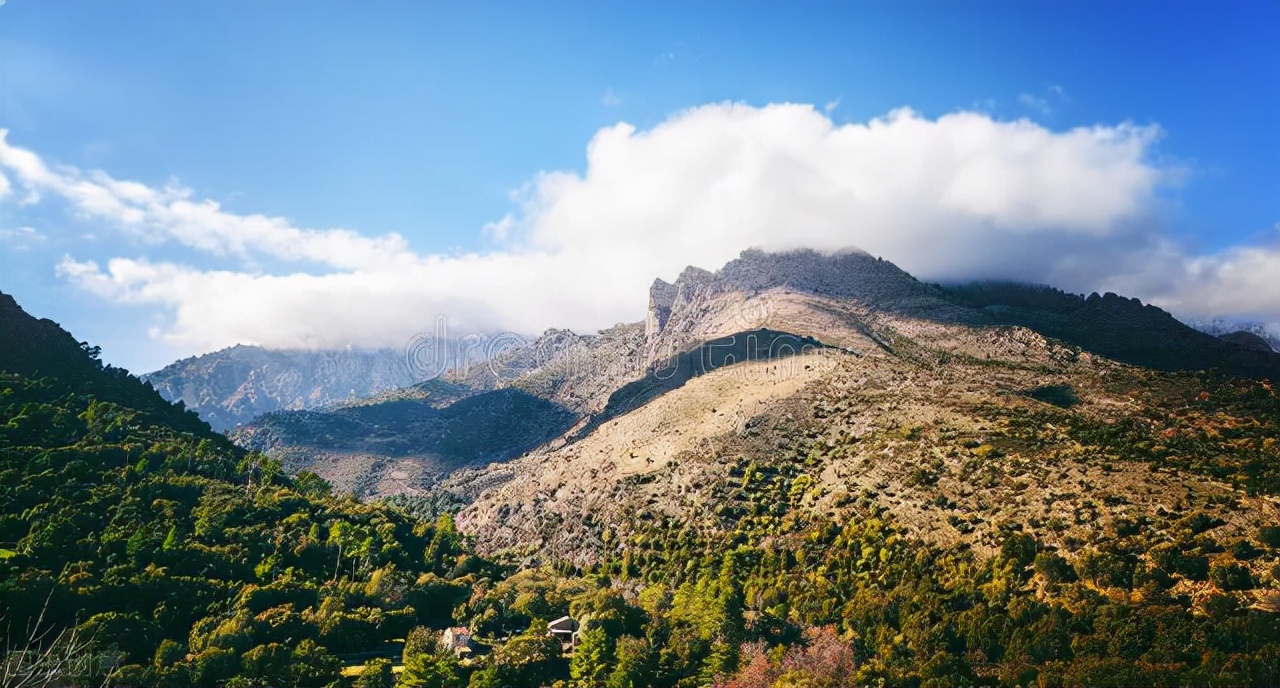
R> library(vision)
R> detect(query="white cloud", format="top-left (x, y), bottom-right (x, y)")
top-left (1101, 231), bottom-right (1280, 322)
top-left (0, 130), bottom-right (410, 270)
top-left (1018, 93), bottom-right (1052, 115)
top-left (1018, 85), bottom-right (1068, 116)
top-left (3, 105), bottom-right (1278, 356)
top-left (0, 226), bottom-right (46, 251)
top-left (601, 88), bottom-right (622, 107)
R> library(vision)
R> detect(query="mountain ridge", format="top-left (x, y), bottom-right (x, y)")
top-left (143, 247), bottom-right (1280, 437)
top-left (225, 247), bottom-right (1280, 503)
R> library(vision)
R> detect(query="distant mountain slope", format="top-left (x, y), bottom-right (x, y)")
top-left (232, 384), bottom-right (576, 496)
top-left (328, 376), bottom-right (476, 410)
top-left (946, 282), bottom-right (1280, 378)
top-left (1219, 330), bottom-right (1276, 353)
top-left (142, 344), bottom-right (433, 431)
top-left (1188, 317), bottom-right (1280, 353)
top-left (235, 248), bottom-right (1280, 501)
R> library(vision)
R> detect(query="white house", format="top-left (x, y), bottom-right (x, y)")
top-left (440, 626), bottom-right (472, 656)
top-left (546, 616), bottom-right (580, 652)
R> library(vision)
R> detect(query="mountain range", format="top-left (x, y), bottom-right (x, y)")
top-left (2, 246), bottom-right (1279, 686)
top-left (213, 248), bottom-right (1280, 508)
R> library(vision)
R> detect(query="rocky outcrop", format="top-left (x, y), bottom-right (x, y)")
top-left (644, 279), bottom-right (678, 338)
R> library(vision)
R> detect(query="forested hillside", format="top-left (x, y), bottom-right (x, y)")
top-left (0, 293), bottom-right (491, 686)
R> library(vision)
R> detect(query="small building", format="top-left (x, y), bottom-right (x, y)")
top-left (440, 626), bottom-right (472, 656)
top-left (546, 616), bottom-right (580, 652)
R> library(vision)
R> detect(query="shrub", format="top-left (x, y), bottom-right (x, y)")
top-left (1033, 552), bottom-right (1075, 584)
top-left (1258, 525), bottom-right (1280, 549)
top-left (1209, 562), bottom-right (1254, 591)
top-left (1001, 533), bottom-right (1038, 570)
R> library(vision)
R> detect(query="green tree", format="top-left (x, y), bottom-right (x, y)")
top-left (605, 636), bottom-right (653, 688)
top-left (1209, 561), bottom-right (1254, 591)
top-left (154, 639), bottom-right (186, 670)
top-left (293, 470), bottom-right (332, 498)
top-left (189, 647), bottom-right (238, 688)
top-left (162, 523), bottom-right (183, 551)
top-left (425, 513), bottom-right (462, 573)
top-left (399, 644), bottom-right (462, 688)
top-left (467, 666), bottom-right (504, 688)
top-left (403, 626), bottom-right (436, 661)
top-left (494, 633), bottom-right (561, 687)
top-left (571, 626), bottom-right (612, 686)
top-left (241, 643), bottom-right (291, 683)
top-left (1033, 551), bottom-right (1074, 584)
top-left (289, 639), bottom-right (341, 687)
top-left (356, 657), bottom-right (395, 688)
top-left (1000, 532), bottom-right (1038, 573)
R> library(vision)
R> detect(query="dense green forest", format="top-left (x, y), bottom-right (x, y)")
top-left (2, 293), bottom-right (1279, 688)
top-left (0, 295), bottom-right (493, 687)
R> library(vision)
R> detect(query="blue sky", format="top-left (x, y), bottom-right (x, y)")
top-left (2, 1), bottom-right (1278, 372)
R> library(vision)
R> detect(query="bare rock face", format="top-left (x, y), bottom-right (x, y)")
top-left (644, 279), bottom-right (678, 339)
top-left (501, 323), bottom-right (650, 415)
top-left (678, 248), bottom-right (952, 309)
top-left (640, 248), bottom-right (973, 362)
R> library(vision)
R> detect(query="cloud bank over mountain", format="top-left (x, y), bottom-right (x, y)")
top-left (2, 103), bottom-right (1276, 354)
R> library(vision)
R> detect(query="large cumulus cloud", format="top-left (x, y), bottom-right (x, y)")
top-left (1, 103), bottom-right (1275, 355)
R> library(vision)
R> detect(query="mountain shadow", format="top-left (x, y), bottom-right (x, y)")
top-left (236, 386), bottom-right (576, 468)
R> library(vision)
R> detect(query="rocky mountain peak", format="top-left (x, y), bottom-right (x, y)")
top-left (645, 247), bottom-right (943, 339)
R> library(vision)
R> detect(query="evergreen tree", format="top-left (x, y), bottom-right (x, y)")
top-left (398, 651), bottom-right (462, 688)
top-left (425, 513), bottom-right (462, 572)
top-left (571, 626), bottom-right (612, 686)
top-left (605, 636), bottom-right (652, 688)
